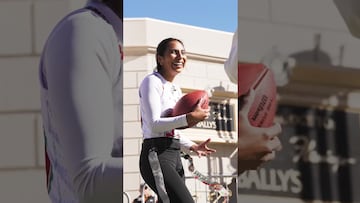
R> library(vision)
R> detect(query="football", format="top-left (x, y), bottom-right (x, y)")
top-left (172, 90), bottom-right (209, 117)
top-left (238, 63), bottom-right (277, 127)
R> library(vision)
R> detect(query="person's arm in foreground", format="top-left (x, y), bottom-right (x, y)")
top-left (43, 15), bottom-right (122, 202)
top-left (224, 30), bottom-right (238, 83)
top-left (238, 90), bottom-right (282, 174)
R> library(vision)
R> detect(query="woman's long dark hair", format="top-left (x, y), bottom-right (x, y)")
top-left (155, 38), bottom-right (185, 71)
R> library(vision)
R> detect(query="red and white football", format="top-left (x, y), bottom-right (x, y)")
top-left (172, 90), bottom-right (209, 117)
top-left (238, 63), bottom-right (277, 127)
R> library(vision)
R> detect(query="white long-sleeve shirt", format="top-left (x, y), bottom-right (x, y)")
top-left (224, 30), bottom-right (238, 84)
top-left (139, 72), bottom-right (196, 149)
top-left (39, 2), bottom-right (123, 203)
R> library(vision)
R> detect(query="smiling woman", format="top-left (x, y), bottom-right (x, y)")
top-left (155, 38), bottom-right (187, 81)
top-left (138, 38), bottom-right (216, 203)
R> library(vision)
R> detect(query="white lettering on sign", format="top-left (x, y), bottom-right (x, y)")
top-left (238, 168), bottom-right (302, 194)
top-left (196, 121), bottom-right (217, 129)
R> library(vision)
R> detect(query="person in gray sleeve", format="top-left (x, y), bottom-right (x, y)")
top-left (39, 0), bottom-right (123, 202)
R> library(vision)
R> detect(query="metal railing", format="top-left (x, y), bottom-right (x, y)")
top-left (124, 174), bottom-right (237, 203)
top-left (185, 174), bottom-right (238, 203)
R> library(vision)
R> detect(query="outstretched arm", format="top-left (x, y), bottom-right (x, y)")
top-left (190, 138), bottom-right (216, 157)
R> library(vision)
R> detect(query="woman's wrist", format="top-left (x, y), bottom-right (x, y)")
top-left (185, 113), bottom-right (193, 125)
top-left (186, 112), bottom-right (199, 128)
top-left (189, 144), bottom-right (197, 152)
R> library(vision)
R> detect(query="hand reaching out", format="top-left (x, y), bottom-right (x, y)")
top-left (190, 138), bottom-right (216, 157)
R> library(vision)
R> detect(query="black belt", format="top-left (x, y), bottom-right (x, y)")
top-left (143, 137), bottom-right (180, 152)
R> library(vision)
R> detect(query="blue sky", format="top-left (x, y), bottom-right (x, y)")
top-left (124, 0), bottom-right (237, 33)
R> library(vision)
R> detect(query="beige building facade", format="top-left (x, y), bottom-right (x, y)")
top-left (0, 1), bottom-right (86, 203)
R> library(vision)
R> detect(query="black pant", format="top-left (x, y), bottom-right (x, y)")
top-left (140, 137), bottom-right (194, 203)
